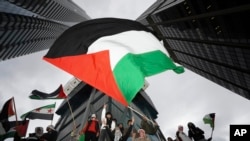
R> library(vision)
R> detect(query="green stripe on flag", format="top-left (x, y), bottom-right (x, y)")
top-left (132, 50), bottom-right (184, 75)
top-left (29, 95), bottom-right (41, 99)
top-left (113, 50), bottom-right (184, 103)
top-left (203, 113), bottom-right (215, 129)
top-left (41, 103), bottom-right (56, 109)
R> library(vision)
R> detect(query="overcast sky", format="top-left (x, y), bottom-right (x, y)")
top-left (1, 0), bottom-right (250, 141)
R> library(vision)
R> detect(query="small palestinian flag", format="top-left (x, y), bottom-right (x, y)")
top-left (20, 103), bottom-right (55, 120)
top-left (0, 97), bottom-right (15, 121)
top-left (203, 113), bottom-right (215, 129)
top-left (43, 18), bottom-right (184, 106)
top-left (29, 84), bottom-right (67, 99)
top-left (0, 120), bottom-right (29, 140)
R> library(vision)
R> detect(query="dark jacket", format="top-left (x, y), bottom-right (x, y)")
top-left (42, 130), bottom-right (58, 141)
top-left (188, 127), bottom-right (205, 141)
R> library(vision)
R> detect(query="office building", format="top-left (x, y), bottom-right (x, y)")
top-left (137, 0), bottom-right (250, 100)
top-left (0, 0), bottom-right (90, 61)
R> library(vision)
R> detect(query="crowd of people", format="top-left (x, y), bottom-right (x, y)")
top-left (167, 122), bottom-right (212, 141)
top-left (79, 104), bottom-right (213, 141)
top-left (79, 104), bottom-right (160, 141)
top-left (14, 104), bottom-right (212, 141)
top-left (14, 125), bottom-right (58, 141)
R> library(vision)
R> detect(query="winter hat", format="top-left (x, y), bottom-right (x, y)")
top-left (91, 114), bottom-right (96, 118)
top-left (138, 129), bottom-right (145, 133)
top-left (47, 125), bottom-right (55, 130)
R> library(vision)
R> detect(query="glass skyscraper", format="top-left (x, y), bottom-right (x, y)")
top-left (0, 0), bottom-right (90, 61)
top-left (137, 0), bottom-right (250, 100)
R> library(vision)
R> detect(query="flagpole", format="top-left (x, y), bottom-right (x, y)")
top-left (127, 106), bottom-right (144, 117)
top-left (66, 97), bottom-right (77, 131)
top-left (12, 97), bottom-right (19, 126)
top-left (12, 96), bottom-right (21, 137)
top-left (127, 106), bottom-right (155, 124)
top-left (210, 128), bottom-right (214, 139)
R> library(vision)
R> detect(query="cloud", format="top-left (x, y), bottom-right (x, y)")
top-left (145, 69), bottom-right (250, 141)
top-left (74, 0), bottom-right (155, 20)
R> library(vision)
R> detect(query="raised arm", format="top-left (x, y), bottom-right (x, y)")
top-left (101, 104), bottom-right (107, 124)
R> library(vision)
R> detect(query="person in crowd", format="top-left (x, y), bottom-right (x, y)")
top-left (176, 125), bottom-right (192, 141)
top-left (187, 122), bottom-right (212, 141)
top-left (99, 104), bottom-right (116, 141)
top-left (114, 126), bottom-right (123, 141)
top-left (80, 114), bottom-right (100, 141)
top-left (118, 123), bottom-right (124, 135)
top-left (132, 129), bottom-right (151, 141)
top-left (124, 119), bottom-right (137, 141)
top-left (25, 127), bottom-right (44, 141)
top-left (105, 117), bottom-right (135, 141)
top-left (140, 116), bottom-right (159, 141)
top-left (41, 125), bottom-right (58, 141)
top-left (111, 118), bottom-right (118, 134)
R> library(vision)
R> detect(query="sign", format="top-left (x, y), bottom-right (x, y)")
top-left (230, 125), bottom-right (250, 141)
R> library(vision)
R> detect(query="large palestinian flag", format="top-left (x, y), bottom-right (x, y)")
top-left (43, 18), bottom-right (184, 106)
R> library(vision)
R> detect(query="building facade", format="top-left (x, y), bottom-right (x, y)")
top-left (0, 0), bottom-right (90, 61)
top-left (137, 0), bottom-right (250, 100)
top-left (55, 77), bottom-right (166, 141)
